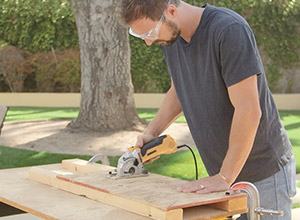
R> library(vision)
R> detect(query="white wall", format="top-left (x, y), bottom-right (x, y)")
top-left (0, 93), bottom-right (299, 110)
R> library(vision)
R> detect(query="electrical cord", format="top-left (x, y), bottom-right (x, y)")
top-left (177, 144), bottom-right (198, 180)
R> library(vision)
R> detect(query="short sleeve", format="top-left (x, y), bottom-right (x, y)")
top-left (219, 23), bottom-right (263, 87)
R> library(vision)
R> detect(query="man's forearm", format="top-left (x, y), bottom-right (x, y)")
top-left (145, 82), bottom-right (182, 137)
top-left (218, 75), bottom-right (262, 185)
top-left (220, 107), bottom-right (261, 185)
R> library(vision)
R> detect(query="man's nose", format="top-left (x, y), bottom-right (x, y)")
top-left (144, 39), bottom-right (153, 46)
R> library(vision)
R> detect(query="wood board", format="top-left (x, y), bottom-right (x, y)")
top-left (0, 165), bottom-right (152, 220)
top-left (28, 159), bottom-right (248, 220)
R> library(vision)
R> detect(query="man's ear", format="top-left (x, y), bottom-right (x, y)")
top-left (166, 4), bottom-right (178, 18)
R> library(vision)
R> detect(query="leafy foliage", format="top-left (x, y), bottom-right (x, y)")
top-left (129, 0), bottom-right (300, 92)
top-left (23, 48), bottom-right (81, 92)
top-left (130, 37), bottom-right (170, 93)
top-left (0, 46), bottom-right (81, 92)
top-left (0, 0), bottom-right (78, 53)
top-left (0, 0), bottom-right (299, 92)
top-left (203, 0), bottom-right (300, 90)
top-left (0, 45), bottom-right (31, 92)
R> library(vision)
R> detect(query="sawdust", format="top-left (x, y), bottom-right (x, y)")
top-left (0, 119), bottom-right (195, 156)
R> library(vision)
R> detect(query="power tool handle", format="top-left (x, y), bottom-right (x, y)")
top-left (140, 135), bottom-right (167, 157)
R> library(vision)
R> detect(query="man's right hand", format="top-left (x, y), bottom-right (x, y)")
top-left (135, 134), bottom-right (155, 147)
top-left (135, 134), bottom-right (160, 164)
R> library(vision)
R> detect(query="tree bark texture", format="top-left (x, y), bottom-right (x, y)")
top-left (69, 0), bottom-right (141, 131)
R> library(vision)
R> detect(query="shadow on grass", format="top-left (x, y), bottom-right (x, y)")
top-left (0, 145), bottom-right (90, 169)
top-left (285, 122), bottom-right (300, 130)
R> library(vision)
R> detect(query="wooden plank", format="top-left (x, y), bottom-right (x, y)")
top-left (0, 165), bottom-right (152, 220)
top-left (57, 160), bottom-right (246, 211)
top-left (28, 159), bottom-right (247, 220)
top-left (28, 165), bottom-right (183, 220)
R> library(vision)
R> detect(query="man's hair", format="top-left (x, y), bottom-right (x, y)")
top-left (121, 0), bottom-right (180, 25)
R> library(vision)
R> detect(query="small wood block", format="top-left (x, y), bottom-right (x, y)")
top-left (211, 197), bottom-right (247, 212)
top-left (61, 159), bottom-right (105, 173)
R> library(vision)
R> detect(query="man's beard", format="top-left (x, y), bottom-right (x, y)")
top-left (154, 19), bottom-right (180, 46)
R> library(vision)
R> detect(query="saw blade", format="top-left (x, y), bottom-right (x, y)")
top-left (106, 149), bottom-right (148, 179)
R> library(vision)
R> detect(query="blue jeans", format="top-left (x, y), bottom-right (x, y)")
top-left (238, 156), bottom-right (296, 220)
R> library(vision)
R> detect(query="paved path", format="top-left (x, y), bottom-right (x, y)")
top-left (0, 119), bottom-right (195, 156)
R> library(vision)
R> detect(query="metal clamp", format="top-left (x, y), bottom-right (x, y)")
top-left (255, 207), bottom-right (283, 216)
top-left (231, 182), bottom-right (284, 220)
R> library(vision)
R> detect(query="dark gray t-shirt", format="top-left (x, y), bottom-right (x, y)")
top-left (161, 4), bottom-right (293, 182)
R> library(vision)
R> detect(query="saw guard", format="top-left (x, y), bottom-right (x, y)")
top-left (107, 149), bottom-right (148, 179)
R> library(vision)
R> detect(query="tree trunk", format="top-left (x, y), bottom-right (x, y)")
top-left (68, 0), bottom-right (142, 132)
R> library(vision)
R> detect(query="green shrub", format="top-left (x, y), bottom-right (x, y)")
top-left (0, 0), bottom-right (299, 93)
top-left (22, 49), bottom-right (81, 92)
top-left (0, 0), bottom-right (78, 53)
top-left (130, 0), bottom-right (300, 92)
top-left (211, 0), bottom-right (300, 90)
top-left (0, 45), bottom-right (31, 92)
top-left (55, 49), bottom-right (81, 92)
top-left (130, 37), bottom-right (170, 93)
top-left (25, 51), bottom-right (58, 92)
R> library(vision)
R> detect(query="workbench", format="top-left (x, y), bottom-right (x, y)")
top-left (0, 161), bottom-right (248, 220)
top-left (0, 165), bottom-right (152, 220)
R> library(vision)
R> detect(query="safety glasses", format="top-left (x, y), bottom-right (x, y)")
top-left (129, 0), bottom-right (171, 40)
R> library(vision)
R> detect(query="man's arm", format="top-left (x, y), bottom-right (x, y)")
top-left (135, 80), bottom-right (183, 147)
top-left (177, 74), bottom-right (261, 193)
top-left (220, 74), bottom-right (261, 185)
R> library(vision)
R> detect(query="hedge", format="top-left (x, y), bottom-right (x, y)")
top-left (0, 0), bottom-right (299, 92)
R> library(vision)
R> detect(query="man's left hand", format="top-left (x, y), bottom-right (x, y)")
top-left (176, 174), bottom-right (230, 194)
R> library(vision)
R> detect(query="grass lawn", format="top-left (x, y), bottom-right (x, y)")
top-left (1, 107), bottom-right (202, 180)
top-left (0, 145), bottom-right (204, 181)
top-left (279, 110), bottom-right (300, 172)
top-left (4, 107), bottom-right (79, 122)
top-left (2, 107), bottom-right (300, 177)
top-left (5, 107), bottom-right (187, 123)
